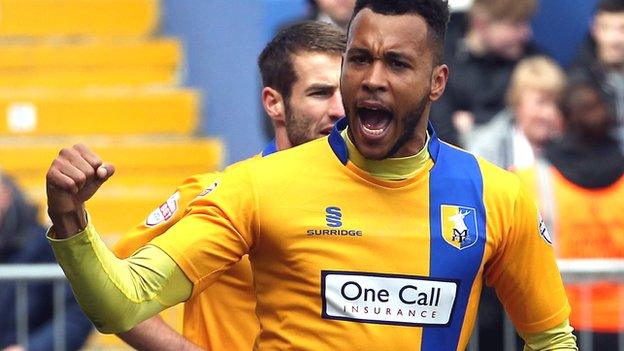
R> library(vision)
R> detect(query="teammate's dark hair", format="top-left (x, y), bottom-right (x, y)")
top-left (349, 0), bottom-right (450, 63)
top-left (598, 0), bottom-right (624, 13)
top-left (258, 21), bottom-right (346, 102)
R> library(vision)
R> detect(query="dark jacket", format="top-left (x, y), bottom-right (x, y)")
top-left (430, 12), bottom-right (542, 145)
top-left (0, 177), bottom-right (93, 351)
top-left (545, 131), bottom-right (624, 189)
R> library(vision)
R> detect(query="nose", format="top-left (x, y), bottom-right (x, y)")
top-left (362, 61), bottom-right (388, 93)
top-left (328, 91), bottom-right (346, 120)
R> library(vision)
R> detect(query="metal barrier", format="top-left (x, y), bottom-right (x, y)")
top-left (0, 264), bottom-right (66, 351)
top-left (467, 259), bottom-right (624, 351)
top-left (2, 259), bottom-right (624, 351)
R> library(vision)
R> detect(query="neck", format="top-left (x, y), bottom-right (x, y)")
top-left (273, 124), bottom-right (292, 151)
top-left (342, 128), bottom-right (430, 181)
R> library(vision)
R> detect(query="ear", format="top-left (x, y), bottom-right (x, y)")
top-left (262, 87), bottom-right (286, 123)
top-left (429, 64), bottom-right (449, 101)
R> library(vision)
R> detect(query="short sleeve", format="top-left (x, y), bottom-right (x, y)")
top-left (485, 183), bottom-right (570, 333)
top-left (150, 161), bottom-right (259, 297)
top-left (112, 173), bottom-right (219, 259)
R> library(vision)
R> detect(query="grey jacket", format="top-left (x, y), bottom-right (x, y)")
top-left (464, 109), bottom-right (515, 169)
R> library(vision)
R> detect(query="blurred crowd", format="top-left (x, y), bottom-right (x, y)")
top-left (1, 0), bottom-right (623, 350)
top-left (435, 0), bottom-right (624, 349)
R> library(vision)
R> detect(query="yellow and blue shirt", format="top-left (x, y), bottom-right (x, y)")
top-left (148, 119), bottom-right (570, 350)
top-left (110, 141), bottom-right (280, 350)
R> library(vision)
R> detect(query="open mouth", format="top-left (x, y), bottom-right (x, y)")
top-left (356, 101), bottom-right (393, 138)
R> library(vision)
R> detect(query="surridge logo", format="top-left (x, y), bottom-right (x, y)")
top-left (326, 206), bottom-right (342, 227)
top-left (307, 206), bottom-right (363, 237)
top-left (441, 205), bottom-right (478, 250)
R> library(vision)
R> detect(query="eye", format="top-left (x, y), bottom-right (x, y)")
top-left (309, 90), bottom-right (331, 98)
top-left (348, 53), bottom-right (370, 65)
top-left (389, 59), bottom-right (410, 70)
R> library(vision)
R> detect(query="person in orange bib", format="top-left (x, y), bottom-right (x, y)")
top-left (516, 79), bottom-right (624, 350)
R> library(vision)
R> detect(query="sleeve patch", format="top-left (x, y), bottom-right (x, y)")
top-left (538, 212), bottom-right (553, 245)
top-left (146, 191), bottom-right (181, 227)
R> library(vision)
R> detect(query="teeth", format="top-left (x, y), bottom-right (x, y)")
top-left (362, 124), bottom-right (385, 136)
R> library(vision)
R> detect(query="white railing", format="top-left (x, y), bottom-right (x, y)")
top-left (2, 259), bottom-right (624, 351)
top-left (467, 259), bottom-right (624, 351)
top-left (0, 264), bottom-right (67, 351)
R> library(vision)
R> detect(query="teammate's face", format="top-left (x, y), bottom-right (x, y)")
top-left (341, 9), bottom-right (448, 160)
top-left (592, 11), bottom-right (624, 68)
top-left (285, 52), bottom-right (344, 147)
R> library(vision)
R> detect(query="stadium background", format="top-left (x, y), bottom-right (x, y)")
top-left (0, 0), bottom-right (606, 349)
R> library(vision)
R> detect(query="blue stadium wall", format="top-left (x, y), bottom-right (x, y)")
top-left (161, 0), bottom-right (600, 164)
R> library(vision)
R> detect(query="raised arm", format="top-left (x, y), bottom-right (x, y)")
top-left (46, 144), bottom-right (193, 333)
top-left (45, 144), bottom-right (254, 335)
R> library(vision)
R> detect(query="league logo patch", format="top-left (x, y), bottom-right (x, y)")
top-left (145, 191), bottom-right (181, 227)
top-left (441, 205), bottom-right (479, 250)
top-left (538, 212), bottom-right (552, 245)
top-left (198, 181), bottom-right (219, 197)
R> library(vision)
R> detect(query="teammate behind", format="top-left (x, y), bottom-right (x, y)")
top-left (113, 21), bottom-right (346, 350)
top-left (46, 1), bottom-right (578, 350)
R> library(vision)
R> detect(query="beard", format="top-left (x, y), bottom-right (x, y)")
top-left (284, 102), bottom-right (315, 147)
top-left (384, 96), bottom-right (429, 159)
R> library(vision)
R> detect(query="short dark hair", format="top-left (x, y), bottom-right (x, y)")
top-left (558, 78), bottom-right (608, 120)
top-left (350, 0), bottom-right (450, 63)
top-left (598, 0), bottom-right (624, 12)
top-left (258, 21), bottom-right (346, 102)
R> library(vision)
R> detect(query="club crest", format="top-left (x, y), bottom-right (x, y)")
top-left (441, 205), bottom-right (479, 250)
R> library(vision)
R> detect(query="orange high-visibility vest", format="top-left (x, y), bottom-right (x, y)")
top-left (517, 163), bottom-right (624, 332)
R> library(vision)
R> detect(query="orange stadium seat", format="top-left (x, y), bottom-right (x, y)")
top-left (0, 0), bottom-right (159, 37)
top-left (0, 0), bottom-right (216, 348)
top-left (0, 39), bottom-right (182, 88)
top-left (0, 88), bottom-right (199, 136)
top-left (0, 137), bottom-right (223, 235)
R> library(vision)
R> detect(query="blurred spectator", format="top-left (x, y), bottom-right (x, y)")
top-left (516, 80), bottom-right (624, 350)
top-left (569, 0), bottom-right (624, 144)
top-left (306, 0), bottom-right (356, 30)
top-left (430, 0), bottom-right (541, 145)
top-left (466, 56), bottom-right (565, 170)
top-left (0, 174), bottom-right (92, 351)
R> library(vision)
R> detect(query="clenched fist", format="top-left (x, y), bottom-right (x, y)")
top-left (46, 144), bottom-right (115, 238)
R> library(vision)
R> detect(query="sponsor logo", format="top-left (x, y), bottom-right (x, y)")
top-left (145, 191), bottom-right (181, 227)
top-left (441, 205), bottom-right (479, 250)
top-left (307, 207), bottom-right (363, 237)
top-left (326, 206), bottom-right (342, 227)
top-left (321, 271), bottom-right (458, 327)
top-left (198, 181), bottom-right (219, 197)
top-left (538, 212), bottom-right (552, 245)
top-left (306, 229), bottom-right (363, 237)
